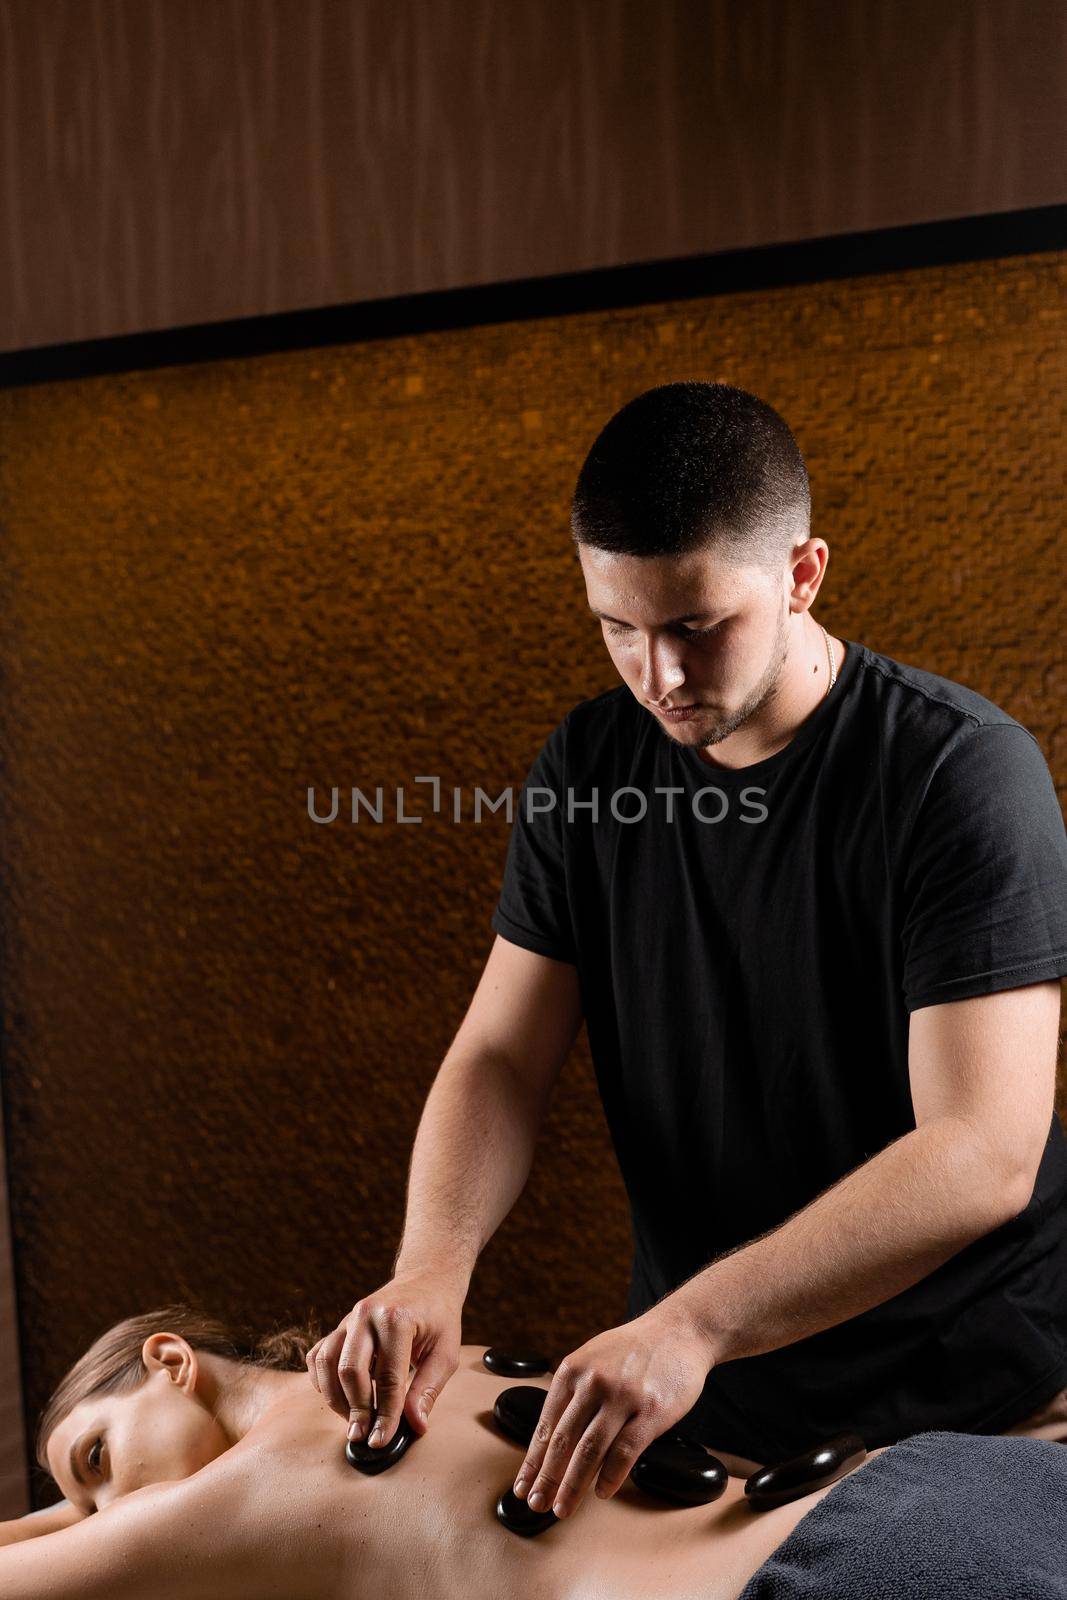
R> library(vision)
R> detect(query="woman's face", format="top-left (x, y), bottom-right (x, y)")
top-left (45, 1335), bottom-right (231, 1514)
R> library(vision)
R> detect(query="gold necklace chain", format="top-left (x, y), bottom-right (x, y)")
top-left (818, 622), bottom-right (837, 699)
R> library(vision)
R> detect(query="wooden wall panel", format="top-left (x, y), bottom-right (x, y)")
top-left (1, 245), bottom-right (1065, 1505)
top-left (2, 0), bottom-right (1066, 352)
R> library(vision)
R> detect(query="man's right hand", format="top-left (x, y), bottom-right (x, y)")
top-left (306, 1266), bottom-right (465, 1448)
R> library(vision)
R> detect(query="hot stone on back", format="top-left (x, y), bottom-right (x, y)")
top-left (492, 1384), bottom-right (548, 1446)
top-left (745, 1434), bottom-right (867, 1509)
top-left (630, 1432), bottom-right (729, 1505)
top-left (483, 1347), bottom-right (553, 1378)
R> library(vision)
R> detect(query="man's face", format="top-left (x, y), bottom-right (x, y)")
top-left (578, 542), bottom-right (792, 752)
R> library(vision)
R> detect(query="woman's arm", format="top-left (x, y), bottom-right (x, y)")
top-left (0, 1460), bottom-right (319, 1600)
top-left (0, 1497), bottom-right (85, 1544)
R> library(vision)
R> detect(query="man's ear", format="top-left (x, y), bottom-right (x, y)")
top-left (141, 1332), bottom-right (199, 1392)
top-left (787, 535), bottom-right (828, 609)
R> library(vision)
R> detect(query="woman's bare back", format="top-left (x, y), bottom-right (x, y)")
top-left (235, 1344), bottom-right (878, 1600)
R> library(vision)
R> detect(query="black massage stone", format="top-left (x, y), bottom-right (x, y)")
top-left (483, 1347), bottom-right (553, 1378)
top-left (495, 1484), bottom-right (560, 1536)
top-left (630, 1432), bottom-right (729, 1506)
top-left (344, 1412), bottom-right (418, 1475)
top-left (492, 1383), bottom-right (548, 1446)
top-left (744, 1434), bottom-right (867, 1510)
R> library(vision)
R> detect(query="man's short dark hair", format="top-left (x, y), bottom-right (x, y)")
top-left (571, 381), bottom-right (811, 566)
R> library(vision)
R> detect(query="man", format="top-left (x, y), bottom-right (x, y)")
top-left (308, 381), bottom-right (1067, 1522)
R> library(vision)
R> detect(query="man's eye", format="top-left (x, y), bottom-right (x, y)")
top-left (602, 621), bottom-right (723, 640)
top-left (677, 622), bottom-right (723, 640)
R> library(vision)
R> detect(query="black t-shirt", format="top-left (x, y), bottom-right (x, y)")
top-left (491, 638), bottom-right (1067, 1459)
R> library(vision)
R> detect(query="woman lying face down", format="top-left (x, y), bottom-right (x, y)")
top-left (4, 1303), bottom-right (853, 1600)
top-left (5, 1305), bottom-right (1062, 1600)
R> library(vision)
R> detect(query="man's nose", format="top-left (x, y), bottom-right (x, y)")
top-left (640, 639), bottom-right (686, 702)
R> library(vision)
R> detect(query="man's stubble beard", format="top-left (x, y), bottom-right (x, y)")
top-left (656, 605), bottom-right (792, 752)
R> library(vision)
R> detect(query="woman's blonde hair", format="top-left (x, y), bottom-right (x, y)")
top-left (35, 1303), bottom-right (321, 1473)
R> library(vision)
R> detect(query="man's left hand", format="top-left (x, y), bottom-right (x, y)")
top-left (511, 1301), bottom-right (713, 1519)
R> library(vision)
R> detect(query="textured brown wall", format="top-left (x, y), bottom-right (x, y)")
top-left (3, 0), bottom-right (1067, 353)
top-left (2, 246), bottom-right (1066, 1504)
top-left (0, 1099), bottom-right (26, 1514)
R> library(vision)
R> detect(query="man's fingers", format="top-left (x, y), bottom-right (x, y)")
top-left (595, 1419), bottom-right (649, 1500)
top-left (338, 1320), bottom-right (376, 1440)
top-left (512, 1379), bottom-right (580, 1505)
top-left (523, 1393), bottom-right (594, 1513)
top-left (549, 1413), bottom-right (629, 1517)
top-left (366, 1312), bottom-right (416, 1446)
top-left (305, 1286), bottom-right (464, 1443)
top-left (305, 1340), bottom-right (323, 1393)
top-left (312, 1328), bottom-right (351, 1419)
top-left (405, 1344), bottom-right (458, 1433)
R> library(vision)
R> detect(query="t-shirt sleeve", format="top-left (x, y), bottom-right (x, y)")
top-left (899, 723), bottom-right (1067, 1014)
top-left (490, 714), bottom-right (577, 965)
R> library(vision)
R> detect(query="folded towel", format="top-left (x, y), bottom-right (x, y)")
top-left (738, 1430), bottom-right (1067, 1598)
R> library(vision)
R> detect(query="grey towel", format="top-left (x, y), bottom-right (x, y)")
top-left (738, 1430), bottom-right (1067, 1598)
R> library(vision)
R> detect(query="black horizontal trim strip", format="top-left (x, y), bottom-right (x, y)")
top-left (2, 203), bottom-right (1065, 388)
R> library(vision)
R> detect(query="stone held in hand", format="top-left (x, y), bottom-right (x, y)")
top-left (483, 1346), bottom-right (554, 1378)
top-left (495, 1484), bottom-right (560, 1536)
top-left (345, 1412), bottom-right (418, 1475)
top-left (630, 1431), bottom-right (730, 1505)
top-left (744, 1434), bottom-right (867, 1510)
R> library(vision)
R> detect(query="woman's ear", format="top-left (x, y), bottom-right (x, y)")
top-left (141, 1332), bottom-right (199, 1392)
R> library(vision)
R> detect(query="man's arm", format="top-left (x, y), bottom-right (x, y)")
top-left (392, 933), bottom-right (584, 1279)
top-left (308, 933), bottom-right (584, 1434)
top-left (671, 981), bottom-right (1062, 1363)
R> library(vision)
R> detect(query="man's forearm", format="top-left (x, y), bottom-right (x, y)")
top-left (669, 1117), bottom-right (1027, 1366)
top-left (392, 1050), bottom-right (543, 1284)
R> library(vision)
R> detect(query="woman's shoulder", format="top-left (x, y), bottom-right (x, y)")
top-left (0, 1450), bottom-right (332, 1600)
top-left (165, 1385), bottom-right (363, 1595)
top-left (233, 1376), bottom-right (368, 1496)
